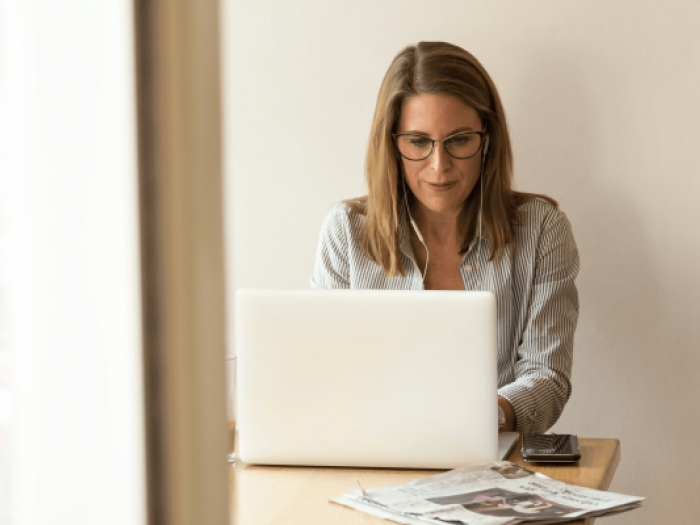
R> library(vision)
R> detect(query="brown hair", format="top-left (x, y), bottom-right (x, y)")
top-left (346, 41), bottom-right (556, 277)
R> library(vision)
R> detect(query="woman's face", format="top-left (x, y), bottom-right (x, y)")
top-left (396, 94), bottom-right (484, 217)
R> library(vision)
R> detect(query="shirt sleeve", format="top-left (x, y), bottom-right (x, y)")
top-left (310, 205), bottom-right (352, 289)
top-left (498, 210), bottom-right (579, 435)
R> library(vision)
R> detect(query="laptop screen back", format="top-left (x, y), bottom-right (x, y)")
top-left (236, 289), bottom-right (498, 469)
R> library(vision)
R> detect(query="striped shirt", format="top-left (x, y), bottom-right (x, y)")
top-left (311, 198), bottom-right (579, 435)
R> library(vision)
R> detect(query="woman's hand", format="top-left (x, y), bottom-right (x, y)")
top-left (498, 396), bottom-right (516, 432)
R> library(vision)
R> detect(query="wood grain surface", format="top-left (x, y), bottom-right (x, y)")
top-left (229, 422), bottom-right (620, 525)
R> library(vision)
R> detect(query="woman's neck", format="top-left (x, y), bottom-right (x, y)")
top-left (409, 200), bottom-right (462, 245)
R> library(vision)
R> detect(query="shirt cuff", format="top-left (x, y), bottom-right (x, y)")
top-left (498, 383), bottom-right (539, 436)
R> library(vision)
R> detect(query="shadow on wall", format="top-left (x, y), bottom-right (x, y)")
top-left (511, 46), bottom-right (699, 524)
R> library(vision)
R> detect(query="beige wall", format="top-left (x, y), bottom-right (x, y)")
top-left (223, 1), bottom-right (700, 523)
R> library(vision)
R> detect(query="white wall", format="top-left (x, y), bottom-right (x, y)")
top-left (224, 1), bottom-right (700, 524)
top-left (0, 1), bottom-right (145, 524)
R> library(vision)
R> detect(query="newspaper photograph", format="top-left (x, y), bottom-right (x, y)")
top-left (331, 461), bottom-right (643, 525)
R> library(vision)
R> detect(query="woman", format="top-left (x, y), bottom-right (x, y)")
top-left (311, 41), bottom-right (579, 435)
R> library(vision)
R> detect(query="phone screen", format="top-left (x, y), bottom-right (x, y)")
top-left (523, 434), bottom-right (577, 455)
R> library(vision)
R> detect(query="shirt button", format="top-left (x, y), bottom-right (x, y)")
top-left (466, 265), bottom-right (473, 272)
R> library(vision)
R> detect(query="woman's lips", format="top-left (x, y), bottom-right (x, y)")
top-left (425, 181), bottom-right (457, 191)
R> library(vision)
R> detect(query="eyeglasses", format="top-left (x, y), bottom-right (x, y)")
top-left (392, 131), bottom-right (485, 161)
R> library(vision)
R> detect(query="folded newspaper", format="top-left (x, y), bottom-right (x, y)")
top-left (331, 461), bottom-right (643, 525)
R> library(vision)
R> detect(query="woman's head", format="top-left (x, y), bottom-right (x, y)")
top-left (351, 41), bottom-right (554, 277)
top-left (369, 41), bottom-right (510, 193)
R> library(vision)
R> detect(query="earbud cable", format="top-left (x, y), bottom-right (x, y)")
top-left (401, 175), bottom-right (429, 281)
top-left (400, 135), bottom-right (487, 286)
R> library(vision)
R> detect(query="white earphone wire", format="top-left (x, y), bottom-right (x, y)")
top-left (478, 150), bottom-right (484, 257)
top-left (478, 133), bottom-right (489, 292)
top-left (399, 130), bottom-right (488, 285)
top-left (401, 173), bottom-right (429, 281)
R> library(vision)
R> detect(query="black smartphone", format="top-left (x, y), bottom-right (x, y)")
top-left (521, 434), bottom-right (581, 462)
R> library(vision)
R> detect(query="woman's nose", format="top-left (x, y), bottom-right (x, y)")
top-left (430, 141), bottom-right (452, 173)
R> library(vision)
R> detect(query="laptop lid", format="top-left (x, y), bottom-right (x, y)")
top-left (236, 289), bottom-right (499, 469)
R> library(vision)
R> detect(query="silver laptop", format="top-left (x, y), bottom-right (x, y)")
top-left (236, 289), bottom-right (512, 469)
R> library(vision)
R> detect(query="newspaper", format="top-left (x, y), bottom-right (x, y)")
top-left (331, 461), bottom-right (643, 525)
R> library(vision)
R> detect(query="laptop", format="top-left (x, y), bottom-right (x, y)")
top-left (236, 289), bottom-right (517, 469)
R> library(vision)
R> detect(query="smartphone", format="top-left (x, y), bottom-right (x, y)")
top-left (521, 434), bottom-right (581, 462)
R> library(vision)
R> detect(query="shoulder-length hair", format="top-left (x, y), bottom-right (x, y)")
top-left (346, 41), bottom-right (556, 278)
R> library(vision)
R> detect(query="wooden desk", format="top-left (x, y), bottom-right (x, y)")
top-left (230, 424), bottom-right (620, 525)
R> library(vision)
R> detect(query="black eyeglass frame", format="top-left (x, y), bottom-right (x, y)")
top-left (392, 130), bottom-right (486, 161)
